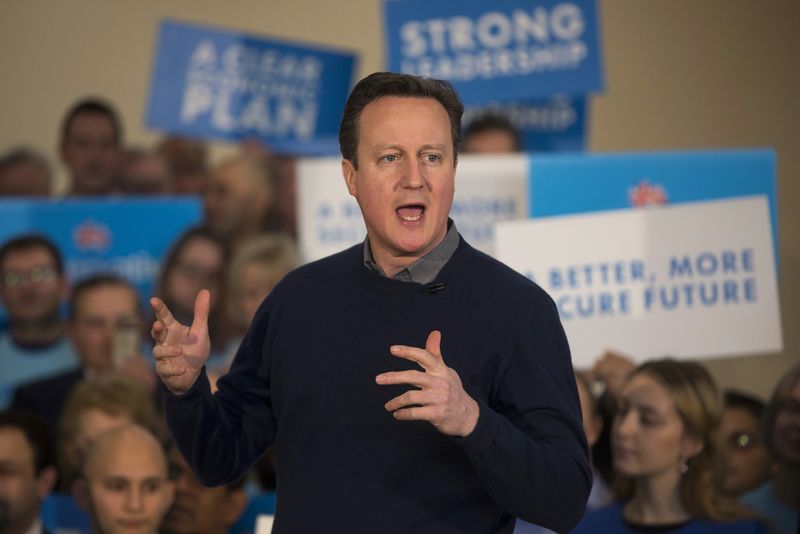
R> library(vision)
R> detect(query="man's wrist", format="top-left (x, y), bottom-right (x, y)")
top-left (459, 397), bottom-right (480, 437)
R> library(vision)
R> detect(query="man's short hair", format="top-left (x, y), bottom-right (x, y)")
top-left (0, 409), bottom-right (56, 475)
top-left (68, 274), bottom-right (139, 320)
top-left (338, 72), bottom-right (464, 169)
top-left (723, 389), bottom-right (766, 420)
top-left (0, 147), bottom-right (52, 183)
top-left (462, 113), bottom-right (522, 152)
top-left (60, 98), bottom-right (123, 146)
top-left (0, 234), bottom-right (64, 275)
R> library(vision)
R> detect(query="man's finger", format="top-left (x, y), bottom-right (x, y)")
top-left (384, 389), bottom-right (441, 412)
top-left (389, 344), bottom-right (439, 371)
top-left (190, 289), bottom-right (211, 334)
top-left (425, 330), bottom-right (443, 361)
top-left (155, 360), bottom-right (187, 377)
top-left (392, 405), bottom-right (438, 423)
top-left (151, 321), bottom-right (167, 345)
top-left (375, 370), bottom-right (436, 388)
top-left (151, 297), bottom-right (177, 328)
top-left (153, 344), bottom-right (182, 361)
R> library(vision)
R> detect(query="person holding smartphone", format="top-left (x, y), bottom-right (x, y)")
top-left (11, 275), bottom-right (156, 428)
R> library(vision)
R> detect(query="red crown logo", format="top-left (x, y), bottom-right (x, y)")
top-left (73, 220), bottom-right (112, 251)
top-left (628, 179), bottom-right (669, 207)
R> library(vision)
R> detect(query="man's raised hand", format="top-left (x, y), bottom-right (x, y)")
top-left (150, 289), bottom-right (211, 395)
top-left (376, 330), bottom-right (479, 437)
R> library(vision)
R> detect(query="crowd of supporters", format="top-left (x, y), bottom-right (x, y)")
top-left (0, 98), bottom-right (796, 533)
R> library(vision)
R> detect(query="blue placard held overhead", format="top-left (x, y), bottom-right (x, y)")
top-left (528, 149), bottom-right (779, 265)
top-left (0, 198), bottom-right (202, 320)
top-left (384, 0), bottom-right (604, 104)
top-left (146, 19), bottom-right (357, 156)
top-left (463, 95), bottom-right (587, 152)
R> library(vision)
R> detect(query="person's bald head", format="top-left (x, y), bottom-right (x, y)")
top-left (77, 425), bottom-right (174, 534)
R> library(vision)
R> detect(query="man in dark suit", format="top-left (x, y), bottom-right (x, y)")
top-left (11, 275), bottom-right (155, 428)
top-left (0, 409), bottom-right (57, 534)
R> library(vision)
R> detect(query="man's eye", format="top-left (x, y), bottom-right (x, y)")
top-left (424, 154), bottom-right (441, 162)
top-left (382, 154), bottom-right (399, 163)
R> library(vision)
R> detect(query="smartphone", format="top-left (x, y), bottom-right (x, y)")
top-left (112, 318), bottom-right (141, 367)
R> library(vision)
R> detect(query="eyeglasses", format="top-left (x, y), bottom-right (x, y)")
top-left (727, 432), bottom-right (760, 450)
top-left (2, 266), bottom-right (58, 289)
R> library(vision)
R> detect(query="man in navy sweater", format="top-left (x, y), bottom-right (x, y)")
top-left (151, 73), bottom-right (591, 533)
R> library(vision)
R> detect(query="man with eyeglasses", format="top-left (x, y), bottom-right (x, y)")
top-left (0, 234), bottom-right (77, 408)
top-left (719, 390), bottom-right (772, 498)
top-left (11, 275), bottom-right (157, 428)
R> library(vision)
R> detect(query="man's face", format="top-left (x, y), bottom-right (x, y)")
top-left (719, 406), bottom-right (772, 496)
top-left (0, 247), bottom-right (65, 326)
top-left (120, 155), bottom-right (172, 195)
top-left (70, 285), bottom-right (140, 373)
top-left (0, 161), bottom-right (50, 196)
top-left (773, 381), bottom-right (800, 465)
top-left (161, 447), bottom-right (244, 534)
top-left (462, 129), bottom-right (518, 154)
top-left (61, 112), bottom-right (120, 195)
top-left (0, 428), bottom-right (51, 534)
top-left (164, 237), bottom-right (223, 321)
top-left (342, 96), bottom-right (455, 269)
top-left (82, 430), bottom-right (174, 534)
top-left (203, 160), bottom-right (264, 239)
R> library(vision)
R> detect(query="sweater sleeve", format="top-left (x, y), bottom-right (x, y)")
top-left (162, 303), bottom-right (277, 486)
top-left (454, 287), bottom-right (592, 533)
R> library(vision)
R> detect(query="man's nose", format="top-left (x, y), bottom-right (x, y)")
top-left (125, 487), bottom-right (144, 512)
top-left (400, 159), bottom-right (425, 189)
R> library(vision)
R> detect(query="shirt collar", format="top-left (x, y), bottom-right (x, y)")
top-left (363, 219), bottom-right (459, 284)
top-left (23, 518), bottom-right (43, 534)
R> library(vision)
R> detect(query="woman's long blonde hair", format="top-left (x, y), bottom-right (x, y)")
top-left (614, 359), bottom-right (756, 522)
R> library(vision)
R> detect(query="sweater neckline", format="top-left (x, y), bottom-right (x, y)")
top-left (353, 237), bottom-right (470, 296)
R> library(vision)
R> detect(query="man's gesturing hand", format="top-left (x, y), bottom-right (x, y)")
top-left (150, 289), bottom-right (211, 395)
top-left (376, 330), bottom-right (479, 437)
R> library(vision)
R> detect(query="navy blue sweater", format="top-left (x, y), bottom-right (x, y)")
top-left (164, 240), bottom-right (591, 533)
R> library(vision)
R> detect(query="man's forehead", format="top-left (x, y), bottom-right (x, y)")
top-left (2, 246), bottom-right (56, 268)
top-left (86, 437), bottom-right (167, 479)
top-left (0, 427), bottom-right (35, 459)
top-left (76, 286), bottom-right (139, 314)
top-left (96, 472), bottom-right (167, 484)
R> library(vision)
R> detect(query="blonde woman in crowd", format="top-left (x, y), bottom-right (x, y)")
top-left (58, 374), bottom-right (160, 492)
top-left (573, 359), bottom-right (767, 533)
top-left (214, 233), bottom-right (299, 377)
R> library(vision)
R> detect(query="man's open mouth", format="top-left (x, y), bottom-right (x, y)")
top-left (397, 204), bottom-right (425, 222)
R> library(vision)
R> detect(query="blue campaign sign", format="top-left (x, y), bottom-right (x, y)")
top-left (463, 95), bottom-right (586, 152)
top-left (146, 19), bottom-right (356, 156)
top-left (0, 198), bottom-right (202, 323)
top-left (384, 0), bottom-right (604, 104)
top-left (528, 149), bottom-right (779, 256)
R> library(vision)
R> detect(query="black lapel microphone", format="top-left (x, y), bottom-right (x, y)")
top-left (424, 282), bottom-right (446, 294)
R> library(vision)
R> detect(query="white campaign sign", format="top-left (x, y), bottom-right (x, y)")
top-left (495, 196), bottom-right (783, 367)
top-left (297, 154), bottom-right (528, 262)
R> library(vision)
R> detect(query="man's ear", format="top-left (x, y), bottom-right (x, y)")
top-left (342, 159), bottom-right (357, 197)
top-left (223, 488), bottom-right (249, 526)
top-left (72, 478), bottom-right (91, 513)
top-left (36, 466), bottom-right (58, 500)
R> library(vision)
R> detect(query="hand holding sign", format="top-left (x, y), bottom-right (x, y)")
top-left (150, 290), bottom-right (211, 394)
top-left (376, 331), bottom-right (479, 437)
